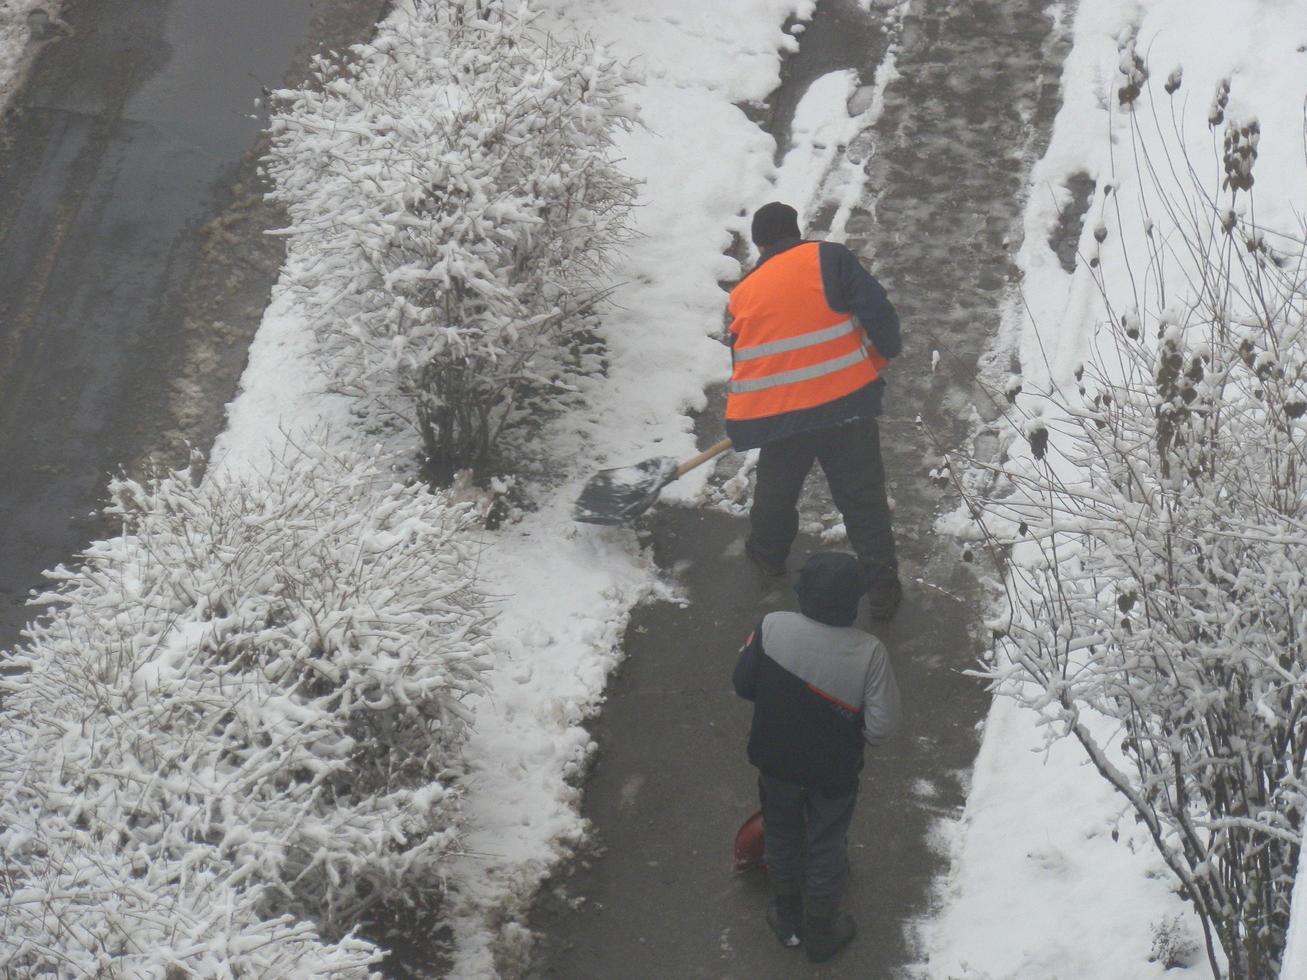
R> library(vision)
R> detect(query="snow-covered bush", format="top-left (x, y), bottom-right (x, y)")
top-left (961, 98), bottom-right (1307, 977)
top-left (265, 0), bottom-right (639, 479)
top-left (0, 442), bottom-right (493, 975)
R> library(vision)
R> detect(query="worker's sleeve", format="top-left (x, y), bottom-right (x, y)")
top-left (732, 623), bottom-right (766, 702)
top-left (820, 241), bottom-right (901, 360)
top-left (862, 640), bottom-right (903, 746)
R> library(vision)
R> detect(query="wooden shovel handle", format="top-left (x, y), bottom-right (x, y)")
top-left (672, 437), bottom-right (733, 480)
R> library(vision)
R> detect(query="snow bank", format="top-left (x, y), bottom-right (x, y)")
top-left (1284, 844), bottom-right (1307, 977)
top-left (926, 1), bottom-right (1307, 977)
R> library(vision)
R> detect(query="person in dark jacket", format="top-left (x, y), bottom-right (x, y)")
top-left (726, 202), bottom-right (903, 618)
top-left (733, 551), bottom-right (902, 962)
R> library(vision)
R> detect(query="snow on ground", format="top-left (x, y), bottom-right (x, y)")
top-left (0, 1), bottom-right (63, 111)
top-left (773, 35), bottom-right (901, 244)
top-left (925, 2), bottom-right (1307, 978)
top-left (1285, 844), bottom-right (1307, 975)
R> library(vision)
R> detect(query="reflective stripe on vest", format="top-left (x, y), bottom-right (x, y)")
top-left (729, 344), bottom-right (867, 393)
top-left (726, 242), bottom-right (884, 421)
top-left (731, 318), bottom-right (857, 364)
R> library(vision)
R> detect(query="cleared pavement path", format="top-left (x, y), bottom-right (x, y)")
top-left (528, 0), bottom-right (1066, 976)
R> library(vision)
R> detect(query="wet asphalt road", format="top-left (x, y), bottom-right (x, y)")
top-left (527, 1), bottom-right (1068, 977)
top-left (0, 0), bottom-right (386, 651)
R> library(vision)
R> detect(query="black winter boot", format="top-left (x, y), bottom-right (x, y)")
top-left (865, 574), bottom-right (902, 621)
top-left (803, 894), bottom-right (856, 963)
top-left (745, 537), bottom-right (787, 577)
top-left (765, 887), bottom-right (803, 948)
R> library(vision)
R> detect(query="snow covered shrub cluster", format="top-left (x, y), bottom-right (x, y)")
top-left (265, 0), bottom-right (639, 479)
top-left (965, 111), bottom-right (1307, 976)
top-left (0, 443), bottom-right (493, 976)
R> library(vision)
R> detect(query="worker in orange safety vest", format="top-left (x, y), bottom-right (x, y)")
top-left (726, 202), bottom-right (902, 619)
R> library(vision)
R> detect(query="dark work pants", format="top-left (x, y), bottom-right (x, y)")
top-left (759, 773), bottom-right (858, 900)
top-left (749, 417), bottom-right (897, 582)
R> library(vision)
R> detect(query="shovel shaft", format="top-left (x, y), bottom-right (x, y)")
top-left (673, 437), bottom-right (733, 479)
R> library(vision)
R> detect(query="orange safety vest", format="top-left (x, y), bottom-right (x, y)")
top-left (726, 242), bottom-right (886, 422)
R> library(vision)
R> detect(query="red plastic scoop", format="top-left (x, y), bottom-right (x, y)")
top-left (733, 809), bottom-right (765, 872)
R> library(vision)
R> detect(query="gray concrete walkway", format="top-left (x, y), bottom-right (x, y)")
top-left (527, 1), bottom-right (1067, 976)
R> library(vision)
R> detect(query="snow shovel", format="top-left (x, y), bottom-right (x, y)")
top-left (734, 808), bottom-right (765, 872)
top-left (573, 437), bottom-right (732, 525)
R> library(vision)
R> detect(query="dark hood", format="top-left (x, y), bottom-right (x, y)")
top-left (795, 552), bottom-right (867, 627)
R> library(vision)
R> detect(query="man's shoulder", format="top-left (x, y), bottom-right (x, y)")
top-left (762, 609), bottom-right (808, 629)
top-left (817, 239), bottom-right (855, 257)
top-left (764, 610), bottom-right (879, 646)
top-left (817, 239), bottom-right (868, 272)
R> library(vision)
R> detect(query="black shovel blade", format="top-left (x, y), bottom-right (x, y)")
top-left (573, 456), bottom-right (680, 525)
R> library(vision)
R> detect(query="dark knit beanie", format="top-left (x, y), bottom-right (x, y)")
top-left (794, 552), bottom-right (867, 627)
top-left (750, 202), bottom-right (802, 248)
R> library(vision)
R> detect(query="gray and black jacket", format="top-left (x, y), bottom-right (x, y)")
top-left (733, 610), bottom-right (902, 795)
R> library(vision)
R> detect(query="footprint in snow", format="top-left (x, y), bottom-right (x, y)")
top-left (1026, 846), bottom-right (1071, 874)
top-left (619, 774), bottom-right (645, 809)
